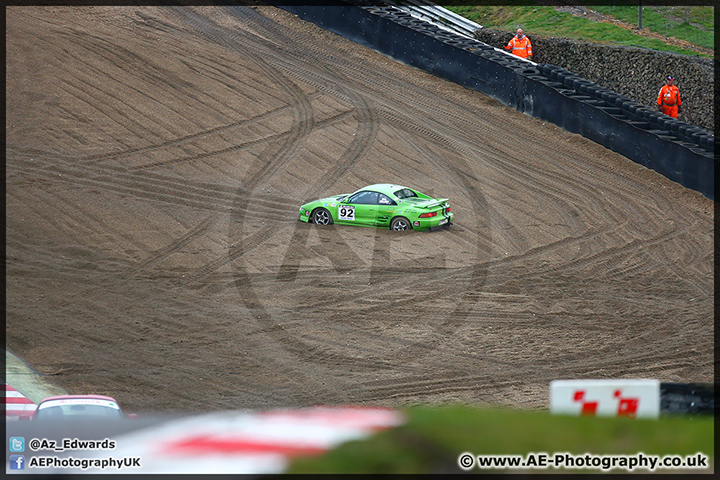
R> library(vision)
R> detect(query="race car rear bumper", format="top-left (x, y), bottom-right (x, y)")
top-left (413, 213), bottom-right (454, 231)
top-left (427, 221), bottom-right (453, 231)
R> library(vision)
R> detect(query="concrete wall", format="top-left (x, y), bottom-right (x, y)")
top-left (472, 29), bottom-right (714, 132)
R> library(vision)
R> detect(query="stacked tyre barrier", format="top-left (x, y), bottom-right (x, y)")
top-left (660, 383), bottom-right (715, 416)
top-left (271, 1), bottom-right (714, 200)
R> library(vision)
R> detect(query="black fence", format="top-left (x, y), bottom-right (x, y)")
top-left (269, 1), bottom-right (715, 200)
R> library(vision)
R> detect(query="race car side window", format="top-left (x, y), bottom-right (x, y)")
top-left (348, 191), bottom-right (379, 205)
top-left (378, 194), bottom-right (397, 205)
top-left (394, 188), bottom-right (417, 199)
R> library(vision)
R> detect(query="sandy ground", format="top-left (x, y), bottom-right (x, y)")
top-left (5, 5), bottom-right (714, 415)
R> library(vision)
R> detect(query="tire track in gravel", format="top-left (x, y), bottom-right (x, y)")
top-left (166, 6), bottom-right (316, 185)
top-left (227, 2), bottom-right (681, 257)
top-left (206, 10), bottom-right (439, 362)
top-left (6, 185), bottom-right (152, 263)
top-left (79, 98), bottom-right (322, 165)
top-left (254, 14), bottom-right (693, 259)
top-left (131, 215), bottom-right (219, 272)
top-left (380, 103), bottom-right (649, 236)
top-left (271, 222), bottom-right (666, 320)
top-left (379, 104), bottom-right (707, 305)
top-left (162, 7), bottom-right (319, 283)
top-left (22, 130), bottom-right (683, 290)
top-left (190, 6), bottom-right (709, 382)
top-left (7, 14), bottom-right (305, 223)
top-left (125, 108), bottom-right (358, 173)
top-left (7, 154), bottom-right (298, 223)
top-left (12, 8), bottom-right (324, 185)
top-left (356, 376), bottom-right (525, 403)
top-left (163, 6), bottom-right (368, 394)
top-left (86, 96), bottom-right (353, 168)
top-left (251, 16), bottom-right (711, 397)
top-left (6, 6), bottom-right (712, 411)
top-left (190, 5), bottom-right (494, 368)
top-left (353, 343), bottom-right (711, 402)
top-left (224, 6), bottom-right (381, 198)
top-left (378, 111), bottom-right (638, 264)
top-left (166, 7), bottom-right (456, 372)
top-left (50, 27), bottom-right (265, 142)
top-left (7, 19), bottom-right (162, 144)
top-left (240, 16), bottom-right (643, 252)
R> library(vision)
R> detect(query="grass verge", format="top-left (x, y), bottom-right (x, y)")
top-left (286, 404), bottom-right (714, 473)
top-left (442, 4), bottom-right (713, 57)
top-left (593, 5), bottom-right (714, 50)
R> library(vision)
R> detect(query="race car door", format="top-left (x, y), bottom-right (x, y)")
top-left (339, 190), bottom-right (379, 226)
top-left (375, 193), bottom-right (398, 228)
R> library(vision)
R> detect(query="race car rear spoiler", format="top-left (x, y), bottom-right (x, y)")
top-left (417, 198), bottom-right (448, 209)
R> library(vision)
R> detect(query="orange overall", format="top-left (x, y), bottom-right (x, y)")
top-left (657, 85), bottom-right (681, 118)
top-left (505, 35), bottom-right (533, 59)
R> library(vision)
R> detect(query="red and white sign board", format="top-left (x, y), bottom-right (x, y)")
top-left (4, 383), bottom-right (37, 420)
top-left (550, 379), bottom-right (660, 419)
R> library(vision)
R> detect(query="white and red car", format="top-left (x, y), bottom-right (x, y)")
top-left (32, 394), bottom-right (135, 420)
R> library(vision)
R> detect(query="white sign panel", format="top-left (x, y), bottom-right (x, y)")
top-left (550, 379), bottom-right (660, 419)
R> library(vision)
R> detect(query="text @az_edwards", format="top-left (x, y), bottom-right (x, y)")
top-left (29, 437), bottom-right (116, 452)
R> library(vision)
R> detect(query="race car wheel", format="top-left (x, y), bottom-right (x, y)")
top-left (313, 208), bottom-right (333, 226)
top-left (391, 217), bottom-right (411, 231)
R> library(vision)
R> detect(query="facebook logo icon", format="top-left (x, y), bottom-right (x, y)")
top-left (9, 455), bottom-right (25, 470)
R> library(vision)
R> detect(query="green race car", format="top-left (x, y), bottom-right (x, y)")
top-left (299, 184), bottom-right (453, 231)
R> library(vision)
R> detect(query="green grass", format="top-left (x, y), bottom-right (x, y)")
top-left (593, 5), bottom-right (715, 33)
top-left (592, 5), bottom-right (714, 50)
top-left (286, 405), bottom-right (714, 473)
top-left (442, 4), bottom-right (713, 57)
